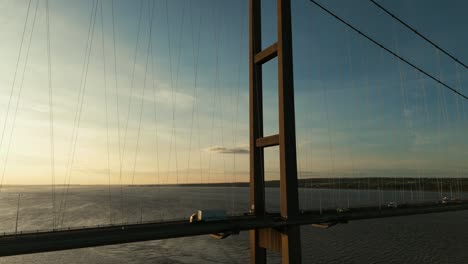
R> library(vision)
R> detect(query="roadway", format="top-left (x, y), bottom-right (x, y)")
top-left (0, 201), bottom-right (467, 257)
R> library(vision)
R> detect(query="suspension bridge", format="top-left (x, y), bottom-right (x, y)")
top-left (0, 0), bottom-right (467, 263)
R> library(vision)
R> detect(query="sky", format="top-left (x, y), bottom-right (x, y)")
top-left (0, 0), bottom-right (467, 185)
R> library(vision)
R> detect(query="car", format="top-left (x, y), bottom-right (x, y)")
top-left (387, 202), bottom-right (398, 208)
top-left (440, 196), bottom-right (449, 204)
top-left (336, 208), bottom-right (350, 213)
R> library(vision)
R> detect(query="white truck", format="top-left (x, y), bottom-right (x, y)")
top-left (189, 209), bottom-right (227, 223)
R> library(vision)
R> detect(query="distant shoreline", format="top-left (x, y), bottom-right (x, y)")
top-left (2, 178), bottom-right (466, 192)
top-left (129, 177), bottom-right (467, 192)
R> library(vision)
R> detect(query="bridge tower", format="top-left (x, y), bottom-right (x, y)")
top-left (249, 0), bottom-right (301, 263)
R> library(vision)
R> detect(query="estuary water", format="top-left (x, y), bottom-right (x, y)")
top-left (0, 186), bottom-right (466, 263)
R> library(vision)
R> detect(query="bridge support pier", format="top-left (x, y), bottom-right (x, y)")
top-left (249, 0), bottom-right (301, 263)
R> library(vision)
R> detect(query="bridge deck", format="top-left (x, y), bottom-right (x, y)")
top-left (0, 201), bottom-right (467, 257)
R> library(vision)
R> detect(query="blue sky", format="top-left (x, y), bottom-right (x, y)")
top-left (0, 0), bottom-right (466, 185)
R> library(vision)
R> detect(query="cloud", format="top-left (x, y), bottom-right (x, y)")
top-left (203, 146), bottom-right (249, 154)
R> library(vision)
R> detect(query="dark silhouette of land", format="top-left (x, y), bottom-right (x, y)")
top-left (131, 177), bottom-right (467, 192)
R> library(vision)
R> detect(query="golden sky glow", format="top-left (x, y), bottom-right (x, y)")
top-left (1, 0), bottom-right (467, 185)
